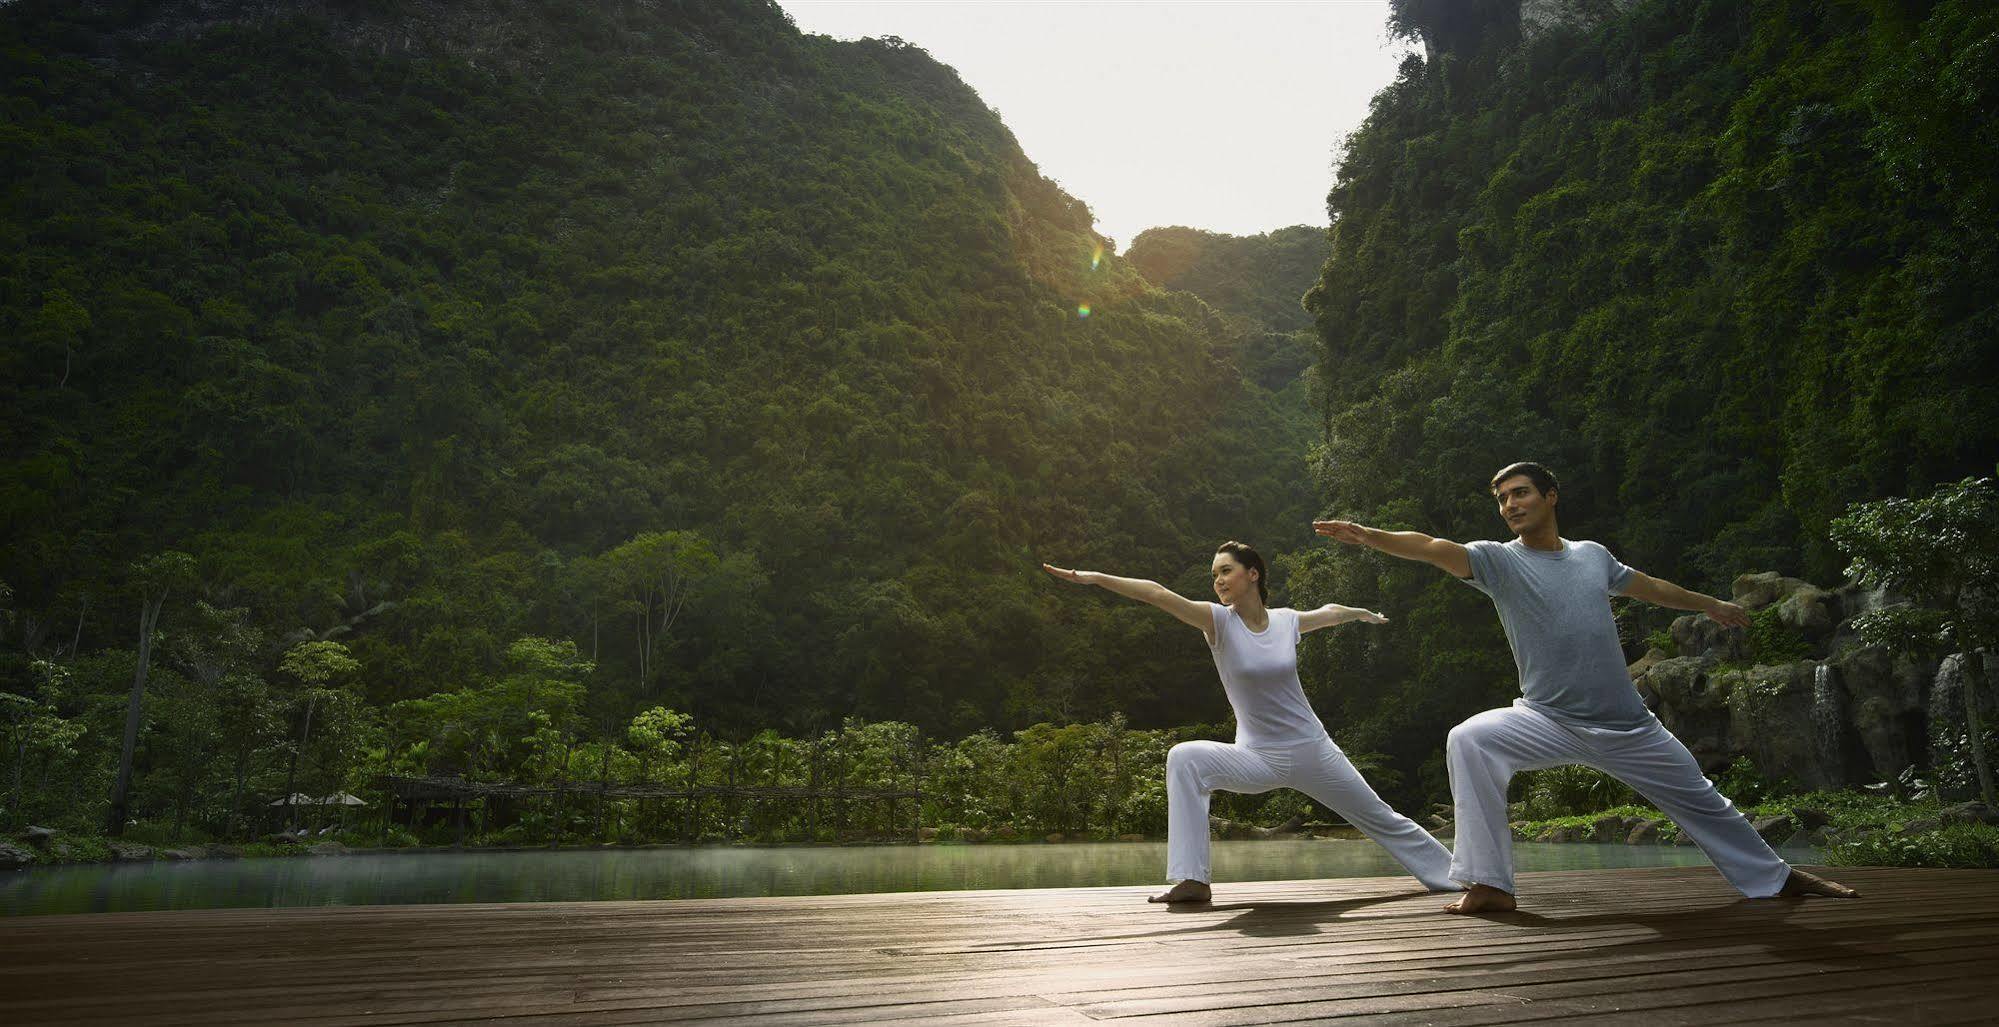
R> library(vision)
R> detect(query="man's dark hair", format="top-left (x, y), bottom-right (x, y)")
top-left (1215, 540), bottom-right (1268, 605)
top-left (1490, 462), bottom-right (1559, 496)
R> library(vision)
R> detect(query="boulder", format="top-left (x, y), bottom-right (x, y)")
top-left (1793, 807), bottom-right (1833, 831)
top-left (1044, 833), bottom-right (1065, 844)
top-left (1429, 822), bottom-right (1455, 840)
top-left (1731, 572), bottom-right (1815, 611)
top-left (1750, 816), bottom-right (1796, 846)
top-left (1943, 802), bottom-right (1999, 826)
top-left (1671, 614), bottom-right (1744, 663)
top-left (1626, 820), bottom-right (1664, 845)
top-left (1627, 648), bottom-right (1669, 681)
top-left (1117, 833), bottom-right (1145, 843)
top-left (1797, 826), bottom-right (1837, 848)
top-left (0, 842), bottom-right (34, 870)
top-left (1774, 585), bottom-right (1838, 640)
top-left (1901, 817), bottom-right (1943, 835)
top-left (1834, 644), bottom-right (1932, 785)
top-left (1640, 656), bottom-right (1732, 771)
top-left (917, 827), bottom-right (939, 841)
top-left (308, 841), bottom-right (348, 856)
top-left (961, 828), bottom-right (988, 843)
top-left (160, 848), bottom-right (201, 861)
top-left (990, 825), bottom-right (1017, 841)
top-left (109, 843), bottom-right (154, 862)
top-left (1589, 815), bottom-right (1631, 843)
top-left (20, 825), bottom-right (55, 845)
top-left (1727, 662), bottom-right (1829, 790)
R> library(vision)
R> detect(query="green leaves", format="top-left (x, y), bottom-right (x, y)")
top-left (1830, 475), bottom-right (1999, 654)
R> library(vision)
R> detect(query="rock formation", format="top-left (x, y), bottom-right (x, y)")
top-left (1635, 571), bottom-right (1993, 796)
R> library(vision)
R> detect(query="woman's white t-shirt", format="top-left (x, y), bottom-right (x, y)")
top-left (1205, 602), bottom-right (1327, 747)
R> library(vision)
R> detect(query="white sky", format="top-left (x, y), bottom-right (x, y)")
top-left (780, 1), bottom-right (1416, 250)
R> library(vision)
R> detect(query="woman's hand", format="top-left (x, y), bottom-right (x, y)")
top-left (1298, 604), bottom-right (1390, 634)
top-left (1041, 563), bottom-right (1097, 585)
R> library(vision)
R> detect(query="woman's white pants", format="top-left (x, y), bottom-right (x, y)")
top-left (1446, 700), bottom-right (1792, 897)
top-left (1166, 736), bottom-right (1457, 890)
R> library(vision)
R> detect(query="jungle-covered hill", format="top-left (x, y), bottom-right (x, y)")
top-left (1289, 0), bottom-right (1999, 799)
top-left (0, 0), bottom-right (1321, 742)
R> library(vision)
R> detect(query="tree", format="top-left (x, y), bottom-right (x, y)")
top-left (0, 662), bottom-right (86, 831)
top-left (597, 532), bottom-right (719, 695)
top-left (277, 640), bottom-right (361, 829)
top-left (627, 706), bottom-right (694, 787)
top-left (1829, 476), bottom-right (1999, 804)
top-left (105, 551), bottom-right (196, 836)
top-left (170, 602), bottom-right (271, 837)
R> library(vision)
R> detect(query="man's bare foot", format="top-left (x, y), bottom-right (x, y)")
top-left (1778, 868), bottom-right (1860, 899)
top-left (1444, 883), bottom-right (1516, 914)
top-left (1149, 880), bottom-right (1212, 904)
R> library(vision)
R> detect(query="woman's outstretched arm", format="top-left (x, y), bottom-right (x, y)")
top-left (1296, 604), bottom-right (1389, 634)
top-left (1041, 563), bottom-right (1212, 634)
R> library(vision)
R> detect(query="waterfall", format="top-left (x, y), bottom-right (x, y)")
top-left (1811, 662), bottom-right (1846, 787)
top-left (1932, 655), bottom-right (1965, 739)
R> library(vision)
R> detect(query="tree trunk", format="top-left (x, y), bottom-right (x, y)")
top-left (9, 730), bottom-right (27, 830)
top-left (106, 593), bottom-right (164, 836)
top-left (228, 744), bottom-right (251, 839)
top-left (595, 743), bottom-right (611, 841)
top-left (282, 694), bottom-right (318, 832)
top-left (67, 594), bottom-right (88, 661)
top-left (1961, 647), bottom-right (1996, 805)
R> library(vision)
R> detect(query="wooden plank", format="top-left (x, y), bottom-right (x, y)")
top-left (1, 867), bottom-right (1994, 1026)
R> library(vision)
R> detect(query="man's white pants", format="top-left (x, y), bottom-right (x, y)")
top-left (1446, 700), bottom-right (1791, 897)
top-left (1166, 736), bottom-right (1456, 890)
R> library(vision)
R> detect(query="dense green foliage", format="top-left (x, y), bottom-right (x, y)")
top-left (1126, 226), bottom-right (1326, 335)
top-left (1293, 0), bottom-right (1999, 804)
top-left (0, 0), bottom-right (1343, 837)
top-left (1830, 475), bottom-right (1999, 802)
top-left (0, 0), bottom-right (1338, 835)
top-left (1126, 225), bottom-right (1325, 393)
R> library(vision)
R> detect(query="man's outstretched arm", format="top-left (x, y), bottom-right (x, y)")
top-left (1619, 571), bottom-right (1751, 627)
top-left (1314, 520), bottom-right (1472, 578)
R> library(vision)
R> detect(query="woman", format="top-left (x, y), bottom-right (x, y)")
top-left (1042, 541), bottom-right (1457, 903)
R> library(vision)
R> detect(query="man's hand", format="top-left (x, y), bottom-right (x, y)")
top-left (1315, 521), bottom-right (1470, 577)
top-left (1313, 520), bottom-right (1373, 547)
top-left (1706, 598), bottom-right (1750, 629)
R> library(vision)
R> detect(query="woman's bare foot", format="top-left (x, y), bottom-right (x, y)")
top-left (1444, 883), bottom-right (1516, 914)
top-left (1149, 880), bottom-right (1212, 903)
top-left (1778, 868), bottom-right (1860, 898)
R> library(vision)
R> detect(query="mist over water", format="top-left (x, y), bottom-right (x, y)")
top-left (0, 841), bottom-right (1815, 917)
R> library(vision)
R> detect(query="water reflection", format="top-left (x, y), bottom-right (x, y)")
top-left (0, 841), bottom-right (1815, 917)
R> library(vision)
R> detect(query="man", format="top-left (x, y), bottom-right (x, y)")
top-left (1315, 461), bottom-right (1857, 913)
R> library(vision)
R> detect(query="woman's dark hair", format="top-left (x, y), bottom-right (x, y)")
top-left (1490, 461), bottom-right (1559, 496)
top-left (1215, 540), bottom-right (1268, 605)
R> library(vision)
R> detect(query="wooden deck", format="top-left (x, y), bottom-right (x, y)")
top-left (2, 865), bottom-right (1994, 1025)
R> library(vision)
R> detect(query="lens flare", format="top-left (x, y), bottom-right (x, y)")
top-left (1090, 244), bottom-right (1103, 271)
top-left (1077, 304), bottom-right (1091, 318)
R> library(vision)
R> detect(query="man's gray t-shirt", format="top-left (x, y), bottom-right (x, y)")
top-left (1459, 538), bottom-right (1648, 728)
